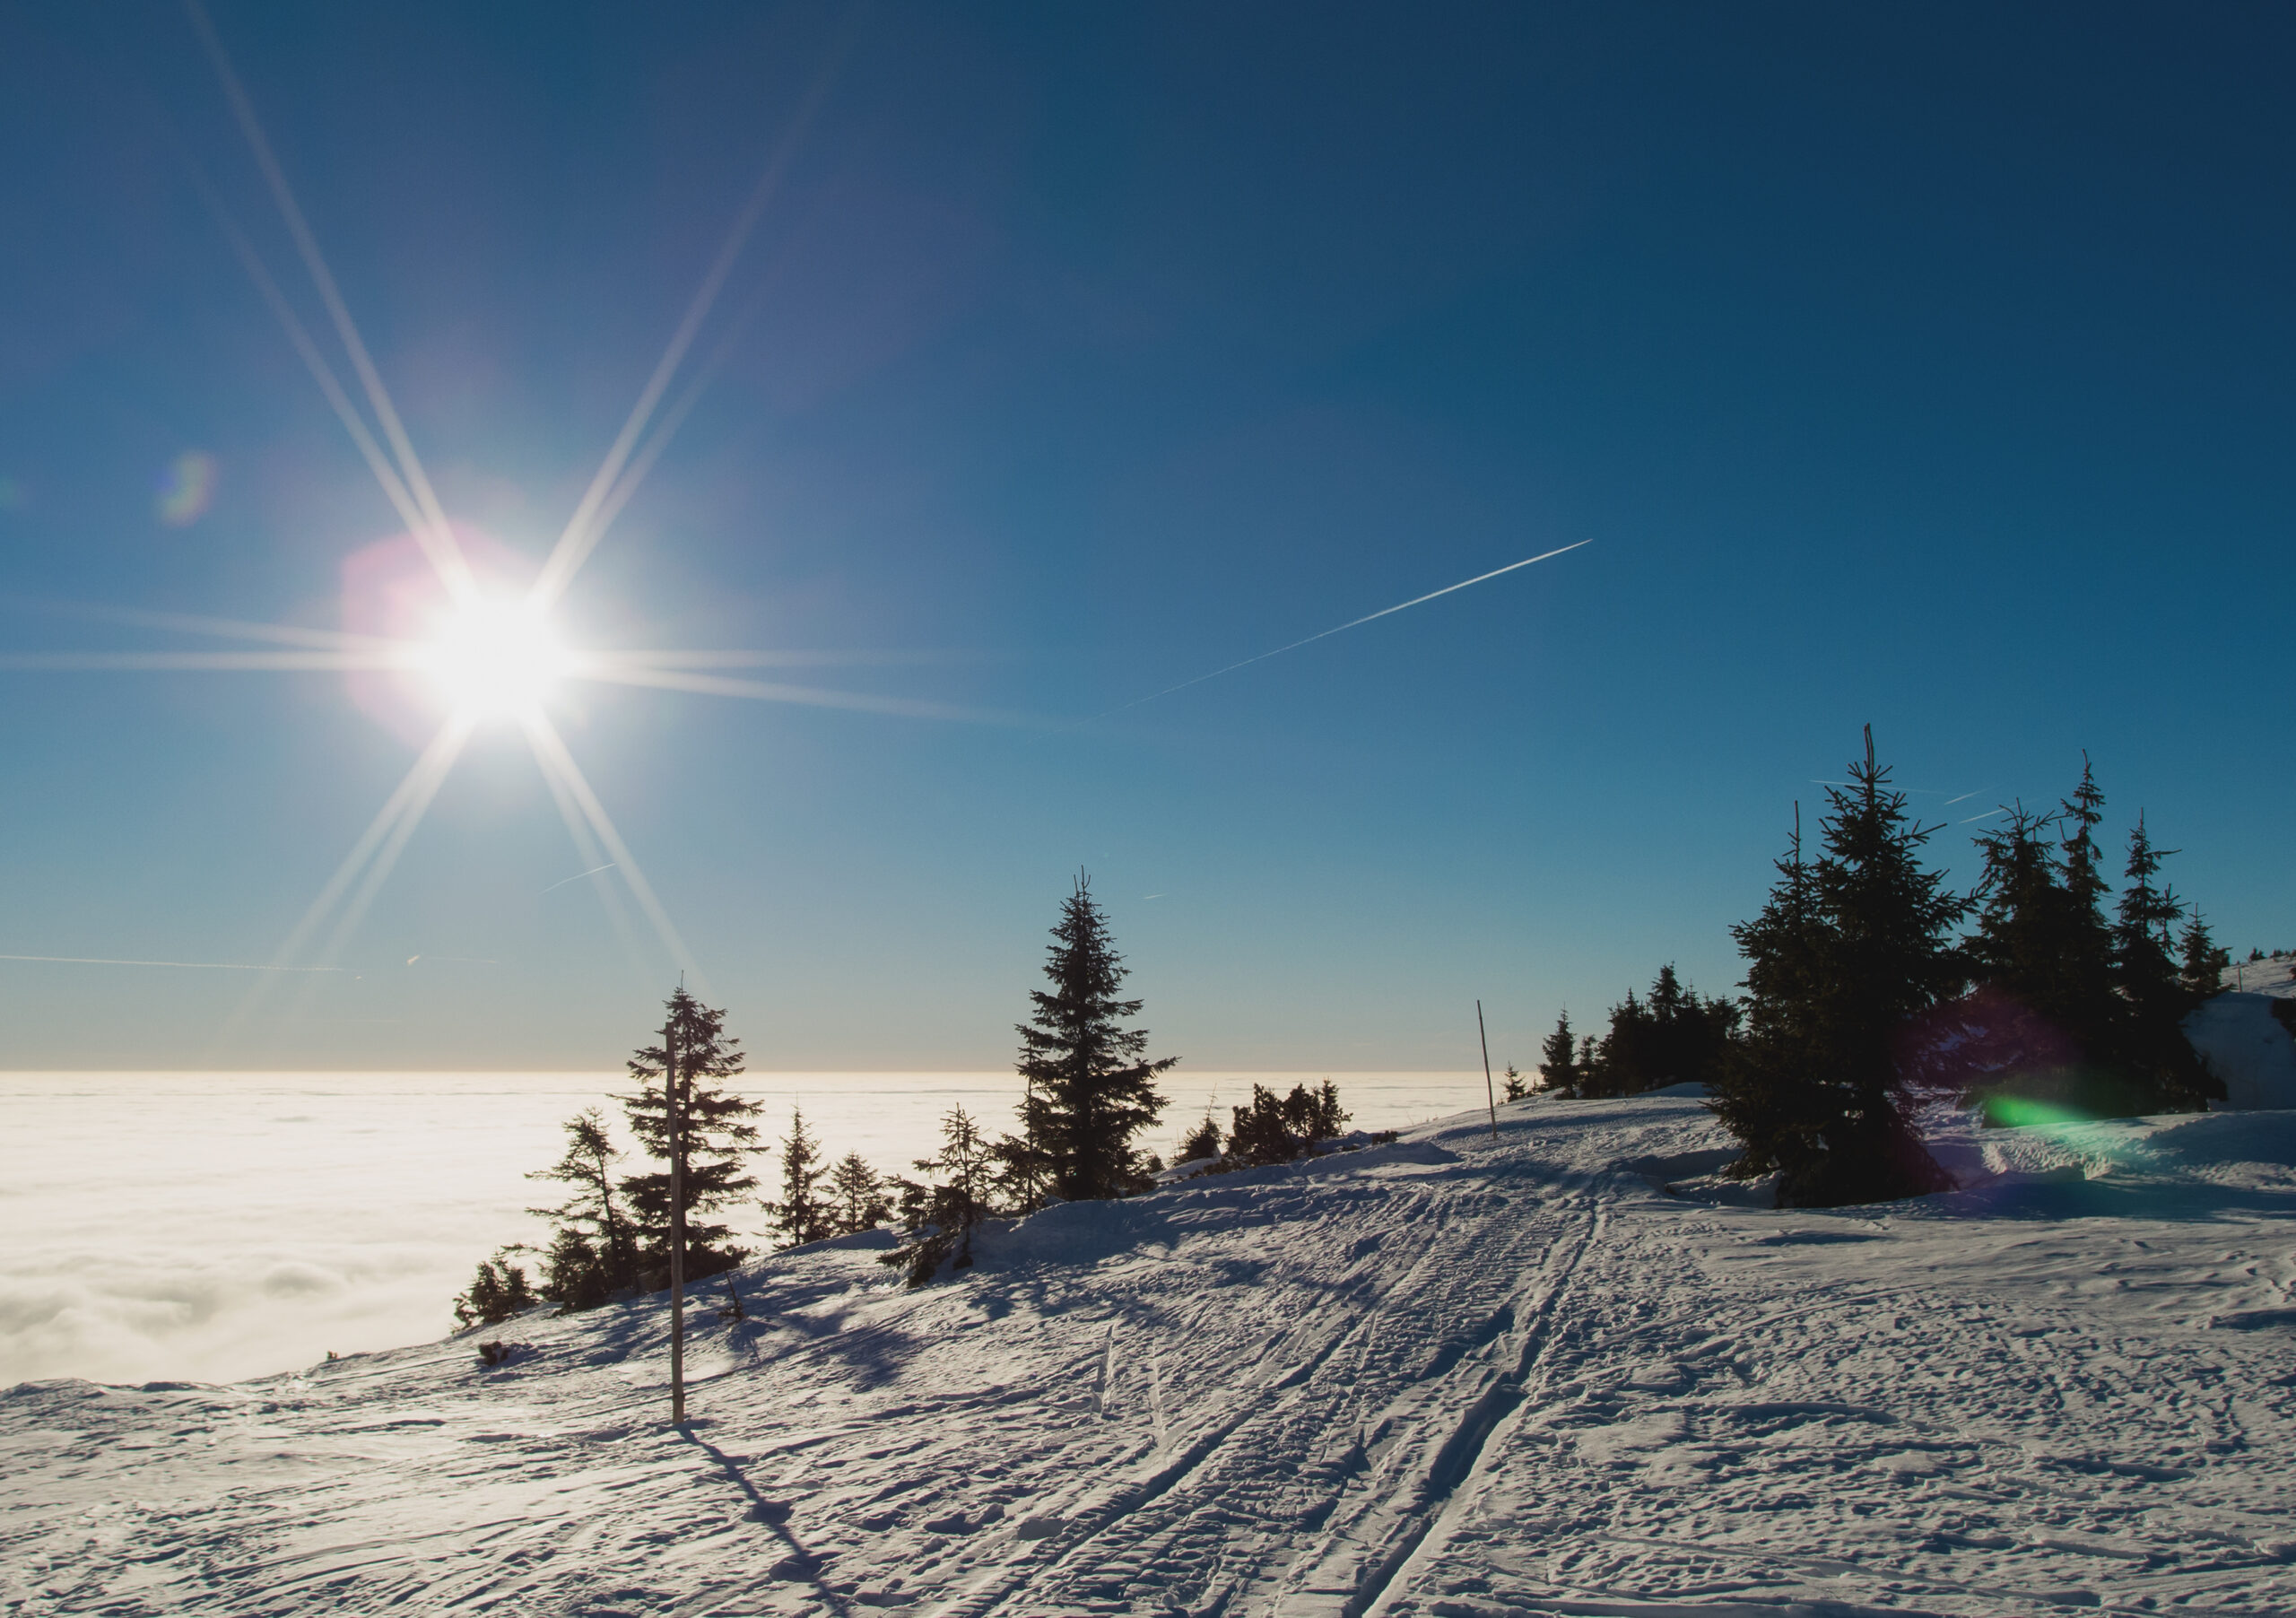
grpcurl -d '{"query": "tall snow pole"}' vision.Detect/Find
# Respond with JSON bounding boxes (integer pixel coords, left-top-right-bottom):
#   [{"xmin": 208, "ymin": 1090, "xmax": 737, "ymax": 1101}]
[
  {"xmin": 666, "ymin": 1011, "xmax": 686, "ymax": 1426},
  {"xmin": 1477, "ymin": 999, "xmax": 1498, "ymax": 1141}
]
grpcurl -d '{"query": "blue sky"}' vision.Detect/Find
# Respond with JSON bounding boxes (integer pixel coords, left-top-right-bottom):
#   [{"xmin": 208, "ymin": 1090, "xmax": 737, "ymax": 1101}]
[{"xmin": 1, "ymin": 3, "xmax": 2290, "ymax": 1071}]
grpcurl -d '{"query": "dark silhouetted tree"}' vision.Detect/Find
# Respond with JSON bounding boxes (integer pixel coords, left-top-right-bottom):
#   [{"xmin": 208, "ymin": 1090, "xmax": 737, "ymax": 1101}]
[
  {"xmin": 620, "ymin": 988, "xmax": 762, "ymax": 1283},
  {"xmin": 454, "ymin": 1250, "xmax": 535, "ymax": 1329},
  {"xmin": 1538, "ymin": 1012, "xmax": 1581, "ymax": 1096},
  {"xmin": 1015, "ymin": 874, "xmax": 1176, "ymax": 1202},
  {"xmin": 767, "ymin": 1107, "xmax": 834, "ymax": 1248},
  {"xmin": 1711, "ymin": 733, "xmax": 1969, "ymax": 1205},
  {"xmin": 828, "ymin": 1152, "xmax": 891, "ymax": 1235},
  {"xmin": 526, "ymin": 1109, "xmax": 638, "ymax": 1311},
  {"xmin": 1177, "ymin": 1110, "xmax": 1224, "ymax": 1164},
  {"xmin": 2179, "ymin": 906, "xmax": 2231, "ymax": 1003},
  {"xmin": 1501, "ymin": 1064, "xmax": 1529, "ymax": 1101},
  {"xmin": 2111, "ymin": 814, "xmax": 2220, "ymax": 1109},
  {"xmin": 1223, "ymin": 1080, "xmax": 1350, "ymax": 1166},
  {"xmin": 1584, "ymin": 966, "xmax": 1741, "ymax": 1097},
  {"xmin": 883, "ymin": 1104, "xmax": 996, "ymax": 1287}
]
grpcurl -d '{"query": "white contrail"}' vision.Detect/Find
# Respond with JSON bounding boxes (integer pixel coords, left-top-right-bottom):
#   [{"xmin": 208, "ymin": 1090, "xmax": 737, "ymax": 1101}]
[
  {"xmin": 0, "ymin": 953, "xmax": 345, "ymax": 972},
  {"xmin": 1113, "ymin": 540, "xmax": 1592, "ymax": 712},
  {"xmin": 539, "ymin": 864, "xmax": 616, "ymax": 896}
]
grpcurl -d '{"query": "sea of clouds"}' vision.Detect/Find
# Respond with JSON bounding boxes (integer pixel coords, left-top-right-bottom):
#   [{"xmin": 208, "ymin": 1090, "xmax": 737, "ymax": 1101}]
[{"xmin": 0, "ymin": 1070, "xmax": 1484, "ymax": 1387}]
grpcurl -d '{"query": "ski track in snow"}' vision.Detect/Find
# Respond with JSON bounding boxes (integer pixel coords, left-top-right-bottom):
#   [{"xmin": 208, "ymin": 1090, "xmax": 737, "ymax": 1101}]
[{"xmin": 7, "ymin": 1094, "xmax": 2296, "ymax": 1617}]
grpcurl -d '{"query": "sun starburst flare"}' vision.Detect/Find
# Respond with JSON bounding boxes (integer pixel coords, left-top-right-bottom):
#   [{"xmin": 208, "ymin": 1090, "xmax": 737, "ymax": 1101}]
[{"xmin": 2, "ymin": 6, "xmax": 998, "ymax": 1046}]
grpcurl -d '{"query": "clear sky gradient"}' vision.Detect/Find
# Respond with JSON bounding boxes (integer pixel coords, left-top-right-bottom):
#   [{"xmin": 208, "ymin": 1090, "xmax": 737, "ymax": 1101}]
[{"xmin": 1, "ymin": 3, "xmax": 2289, "ymax": 1071}]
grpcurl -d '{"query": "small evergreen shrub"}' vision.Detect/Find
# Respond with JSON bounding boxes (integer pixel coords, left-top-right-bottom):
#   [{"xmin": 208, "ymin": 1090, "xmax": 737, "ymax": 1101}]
[{"xmin": 454, "ymin": 1252, "xmax": 536, "ymax": 1329}]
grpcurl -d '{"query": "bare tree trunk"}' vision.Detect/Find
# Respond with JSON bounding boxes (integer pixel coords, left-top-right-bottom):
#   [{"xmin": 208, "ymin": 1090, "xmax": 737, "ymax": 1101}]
[{"xmin": 667, "ymin": 1018, "xmax": 686, "ymax": 1425}]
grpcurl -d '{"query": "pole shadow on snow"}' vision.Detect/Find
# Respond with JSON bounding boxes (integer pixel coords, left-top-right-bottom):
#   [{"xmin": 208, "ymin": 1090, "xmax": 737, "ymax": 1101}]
[{"xmin": 678, "ymin": 1426, "xmax": 855, "ymax": 1617}]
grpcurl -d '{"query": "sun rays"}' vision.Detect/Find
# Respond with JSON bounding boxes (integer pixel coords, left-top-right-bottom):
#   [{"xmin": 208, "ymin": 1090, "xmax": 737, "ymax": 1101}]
[{"xmin": 0, "ymin": 4, "xmax": 997, "ymax": 1043}]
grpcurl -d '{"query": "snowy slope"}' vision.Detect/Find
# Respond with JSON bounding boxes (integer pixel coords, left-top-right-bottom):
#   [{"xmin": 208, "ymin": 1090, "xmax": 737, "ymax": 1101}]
[{"xmin": 8, "ymin": 1092, "xmax": 2296, "ymax": 1617}]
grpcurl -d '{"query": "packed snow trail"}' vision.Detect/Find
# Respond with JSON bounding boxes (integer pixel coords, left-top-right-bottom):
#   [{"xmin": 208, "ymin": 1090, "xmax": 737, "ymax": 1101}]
[{"xmin": 7, "ymin": 1094, "xmax": 2296, "ymax": 1616}]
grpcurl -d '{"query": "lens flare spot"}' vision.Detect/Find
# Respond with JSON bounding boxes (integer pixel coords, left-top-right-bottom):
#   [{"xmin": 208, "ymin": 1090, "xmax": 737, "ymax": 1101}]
[
  {"xmin": 155, "ymin": 452, "xmax": 219, "ymax": 527},
  {"xmin": 420, "ymin": 598, "xmax": 572, "ymax": 720}
]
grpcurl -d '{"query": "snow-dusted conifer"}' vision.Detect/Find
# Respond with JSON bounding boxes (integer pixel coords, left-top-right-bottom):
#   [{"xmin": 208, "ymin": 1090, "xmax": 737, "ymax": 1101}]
[
  {"xmin": 620, "ymin": 988, "xmax": 763, "ymax": 1283},
  {"xmin": 1015, "ymin": 874, "xmax": 1176, "ymax": 1202}
]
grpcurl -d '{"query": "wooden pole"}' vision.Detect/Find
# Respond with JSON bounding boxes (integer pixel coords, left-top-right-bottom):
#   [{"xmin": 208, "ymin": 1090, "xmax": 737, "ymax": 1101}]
[
  {"xmin": 667, "ymin": 1013, "xmax": 686, "ymax": 1425},
  {"xmin": 1477, "ymin": 999, "xmax": 1497, "ymax": 1141}
]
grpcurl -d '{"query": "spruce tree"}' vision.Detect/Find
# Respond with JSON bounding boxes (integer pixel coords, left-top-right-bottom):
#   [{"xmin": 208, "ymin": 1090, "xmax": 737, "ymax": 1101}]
[
  {"xmin": 2109, "ymin": 815, "xmax": 2219, "ymax": 1111},
  {"xmin": 453, "ymin": 1250, "xmax": 536, "ymax": 1328},
  {"xmin": 2053, "ymin": 757, "xmax": 2127, "ymax": 1060},
  {"xmin": 1539, "ymin": 1010, "xmax": 1580, "ymax": 1096},
  {"xmin": 1967, "ymin": 803, "xmax": 2069, "ymax": 1012},
  {"xmin": 883, "ymin": 1104, "xmax": 996, "ymax": 1286},
  {"xmin": 2179, "ymin": 907, "xmax": 2231, "ymax": 1003},
  {"xmin": 526, "ymin": 1109, "xmax": 638, "ymax": 1310},
  {"xmin": 619, "ymin": 988, "xmax": 763, "ymax": 1283},
  {"xmin": 828, "ymin": 1152, "xmax": 891, "ymax": 1234},
  {"xmin": 1223, "ymin": 1080, "xmax": 1351, "ymax": 1166},
  {"xmin": 1177, "ymin": 1110, "xmax": 1224, "ymax": 1164},
  {"xmin": 1015, "ymin": 874, "xmax": 1176, "ymax": 1202},
  {"xmin": 1589, "ymin": 966, "xmax": 1742, "ymax": 1096},
  {"xmin": 767, "ymin": 1107, "xmax": 834, "ymax": 1248},
  {"xmin": 1712, "ymin": 735, "xmax": 1968, "ymax": 1205}
]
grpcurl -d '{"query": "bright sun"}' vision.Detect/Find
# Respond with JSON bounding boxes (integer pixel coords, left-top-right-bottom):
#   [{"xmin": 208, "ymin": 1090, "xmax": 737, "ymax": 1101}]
[{"xmin": 419, "ymin": 598, "xmax": 574, "ymax": 719}]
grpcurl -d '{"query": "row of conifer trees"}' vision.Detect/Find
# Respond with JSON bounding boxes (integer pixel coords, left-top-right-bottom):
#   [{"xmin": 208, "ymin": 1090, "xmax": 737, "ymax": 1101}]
[
  {"xmin": 1527, "ymin": 728, "xmax": 2234, "ymax": 1208},
  {"xmin": 458, "ymin": 874, "xmax": 1361, "ymax": 1325}
]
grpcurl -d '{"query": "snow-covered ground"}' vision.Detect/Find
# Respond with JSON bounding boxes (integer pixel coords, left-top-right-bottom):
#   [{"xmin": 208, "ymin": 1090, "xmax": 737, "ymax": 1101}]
[{"xmin": 9, "ymin": 1089, "xmax": 2296, "ymax": 1617}]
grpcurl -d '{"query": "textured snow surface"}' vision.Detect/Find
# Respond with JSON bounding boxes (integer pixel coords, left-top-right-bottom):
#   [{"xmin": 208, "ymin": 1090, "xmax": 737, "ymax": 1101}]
[{"xmin": 8, "ymin": 1092, "xmax": 2296, "ymax": 1617}]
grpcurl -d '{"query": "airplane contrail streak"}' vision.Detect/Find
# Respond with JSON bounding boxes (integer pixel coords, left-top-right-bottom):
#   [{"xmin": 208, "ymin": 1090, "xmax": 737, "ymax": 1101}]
[
  {"xmin": 539, "ymin": 864, "xmax": 616, "ymax": 895},
  {"xmin": 0, "ymin": 954, "xmax": 346, "ymax": 972},
  {"xmin": 1112, "ymin": 540, "xmax": 1592, "ymax": 712}
]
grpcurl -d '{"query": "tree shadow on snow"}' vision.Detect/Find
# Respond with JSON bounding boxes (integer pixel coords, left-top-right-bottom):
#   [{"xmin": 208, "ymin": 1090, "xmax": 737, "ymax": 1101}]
[{"xmin": 677, "ymin": 1426, "xmax": 855, "ymax": 1615}]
